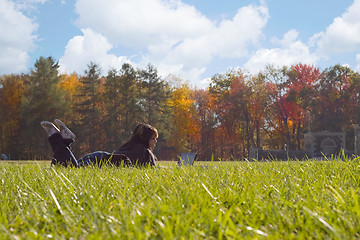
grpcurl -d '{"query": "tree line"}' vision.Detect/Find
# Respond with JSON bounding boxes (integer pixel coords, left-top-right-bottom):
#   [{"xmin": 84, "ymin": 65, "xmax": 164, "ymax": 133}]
[{"xmin": 1, "ymin": 56, "xmax": 360, "ymax": 160}]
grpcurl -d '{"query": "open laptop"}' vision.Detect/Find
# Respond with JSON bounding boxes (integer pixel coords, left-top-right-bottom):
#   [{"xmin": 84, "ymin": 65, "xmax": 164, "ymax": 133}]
[{"xmin": 177, "ymin": 152, "xmax": 197, "ymax": 167}]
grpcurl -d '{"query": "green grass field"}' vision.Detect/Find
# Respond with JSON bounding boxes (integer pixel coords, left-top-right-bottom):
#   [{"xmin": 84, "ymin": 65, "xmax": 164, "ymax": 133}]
[{"xmin": 1, "ymin": 157, "xmax": 360, "ymax": 239}]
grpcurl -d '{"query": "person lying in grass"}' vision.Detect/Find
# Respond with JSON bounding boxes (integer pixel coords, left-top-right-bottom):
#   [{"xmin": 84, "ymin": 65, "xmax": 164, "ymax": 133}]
[{"xmin": 41, "ymin": 119, "xmax": 158, "ymax": 168}]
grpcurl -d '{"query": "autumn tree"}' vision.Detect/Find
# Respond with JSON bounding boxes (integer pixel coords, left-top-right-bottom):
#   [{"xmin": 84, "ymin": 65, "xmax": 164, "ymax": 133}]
[
  {"xmin": 247, "ymin": 73, "xmax": 272, "ymax": 149},
  {"xmin": 209, "ymin": 69, "xmax": 253, "ymax": 159},
  {"xmin": 0, "ymin": 74, "xmax": 25, "ymax": 158},
  {"xmin": 348, "ymin": 70, "xmax": 360, "ymax": 125},
  {"xmin": 168, "ymin": 79, "xmax": 199, "ymax": 155},
  {"xmin": 285, "ymin": 64, "xmax": 321, "ymax": 149},
  {"xmin": 310, "ymin": 65, "xmax": 360, "ymax": 150},
  {"xmin": 209, "ymin": 71, "xmax": 235, "ymax": 159},
  {"xmin": 192, "ymin": 88, "xmax": 217, "ymax": 160},
  {"xmin": 57, "ymin": 73, "xmax": 82, "ymax": 126},
  {"xmin": 312, "ymin": 65, "xmax": 353, "ymax": 131},
  {"xmin": 262, "ymin": 65, "xmax": 296, "ymax": 149}
]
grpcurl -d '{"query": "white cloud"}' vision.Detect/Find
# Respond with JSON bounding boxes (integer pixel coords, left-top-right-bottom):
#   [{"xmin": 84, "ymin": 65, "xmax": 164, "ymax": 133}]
[
  {"xmin": 146, "ymin": 4, "xmax": 268, "ymax": 63},
  {"xmin": 244, "ymin": 29, "xmax": 319, "ymax": 74},
  {"xmin": 356, "ymin": 53, "xmax": 360, "ymax": 72},
  {"xmin": 74, "ymin": 0, "xmax": 214, "ymax": 48},
  {"xmin": 59, "ymin": 28, "xmax": 130, "ymax": 75},
  {"xmin": 315, "ymin": 0, "xmax": 360, "ymax": 55},
  {"xmin": 271, "ymin": 29, "xmax": 298, "ymax": 46},
  {"xmin": 157, "ymin": 61, "xmax": 207, "ymax": 85},
  {"xmin": 71, "ymin": 0, "xmax": 269, "ymax": 85},
  {"xmin": 214, "ymin": 4, "xmax": 268, "ymax": 58},
  {"xmin": 142, "ymin": 3, "xmax": 268, "ymax": 83},
  {"xmin": 0, "ymin": 0, "xmax": 38, "ymax": 74}
]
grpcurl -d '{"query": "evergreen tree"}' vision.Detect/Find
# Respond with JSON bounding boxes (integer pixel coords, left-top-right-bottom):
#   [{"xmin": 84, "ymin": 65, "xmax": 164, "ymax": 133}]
[
  {"xmin": 21, "ymin": 57, "xmax": 68, "ymax": 159},
  {"xmin": 104, "ymin": 63, "xmax": 141, "ymax": 150},
  {"xmin": 103, "ymin": 68, "xmax": 120, "ymax": 150},
  {"xmin": 74, "ymin": 62, "xmax": 103, "ymax": 153},
  {"xmin": 119, "ymin": 64, "xmax": 142, "ymax": 135},
  {"xmin": 138, "ymin": 64, "xmax": 172, "ymax": 154}
]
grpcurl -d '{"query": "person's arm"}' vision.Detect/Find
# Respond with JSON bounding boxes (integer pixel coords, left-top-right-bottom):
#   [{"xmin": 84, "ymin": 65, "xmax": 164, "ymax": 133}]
[
  {"xmin": 110, "ymin": 153, "xmax": 133, "ymax": 167},
  {"xmin": 147, "ymin": 149, "xmax": 157, "ymax": 167}
]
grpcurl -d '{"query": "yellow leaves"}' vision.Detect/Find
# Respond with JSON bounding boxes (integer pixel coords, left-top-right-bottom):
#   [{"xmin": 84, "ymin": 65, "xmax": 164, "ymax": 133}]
[
  {"xmin": 168, "ymin": 82, "xmax": 200, "ymax": 152},
  {"xmin": 287, "ymin": 119, "xmax": 294, "ymax": 128},
  {"xmin": 169, "ymin": 84, "xmax": 195, "ymax": 118},
  {"xmin": 58, "ymin": 73, "xmax": 82, "ymax": 95},
  {"xmin": 0, "ymin": 75, "xmax": 25, "ymax": 118},
  {"xmin": 0, "ymin": 75, "xmax": 25, "ymax": 147}
]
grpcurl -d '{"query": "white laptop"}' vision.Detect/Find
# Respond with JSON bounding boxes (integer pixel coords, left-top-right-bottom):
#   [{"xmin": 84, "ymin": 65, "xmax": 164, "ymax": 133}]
[{"xmin": 177, "ymin": 152, "xmax": 197, "ymax": 166}]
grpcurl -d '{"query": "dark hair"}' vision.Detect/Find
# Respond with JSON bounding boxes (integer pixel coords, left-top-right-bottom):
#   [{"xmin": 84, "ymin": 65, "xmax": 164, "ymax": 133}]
[{"xmin": 118, "ymin": 123, "xmax": 158, "ymax": 150}]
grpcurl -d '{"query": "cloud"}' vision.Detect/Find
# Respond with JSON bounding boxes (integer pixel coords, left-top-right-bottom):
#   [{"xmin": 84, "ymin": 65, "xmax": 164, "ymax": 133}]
[
  {"xmin": 314, "ymin": 0, "xmax": 360, "ymax": 55},
  {"xmin": 244, "ymin": 29, "xmax": 319, "ymax": 74},
  {"xmin": 356, "ymin": 53, "xmax": 360, "ymax": 72},
  {"xmin": 74, "ymin": 0, "xmax": 214, "ymax": 48},
  {"xmin": 145, "ymin": 4, "xmax": 268, "ymax": 63},
  {"xmin": 0, "ymin": 0, "xmax": 38, "ymax": 74},
  {"xmin": 70, "ymin": 0, "xmax": 269, "ymax": 84},
  {"xmin": 141, "ymin": 3, "xmax": 268, "ymax": 83},
  {"xmin": 59, "ymin": 28, "xmax": 130, "ymax": 75}
]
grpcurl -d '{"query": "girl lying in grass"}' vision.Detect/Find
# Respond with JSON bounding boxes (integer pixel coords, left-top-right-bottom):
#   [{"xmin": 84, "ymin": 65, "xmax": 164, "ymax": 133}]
[{"xmin": 41, "ymin": 119, "xmax": 158, "ymax": 168}]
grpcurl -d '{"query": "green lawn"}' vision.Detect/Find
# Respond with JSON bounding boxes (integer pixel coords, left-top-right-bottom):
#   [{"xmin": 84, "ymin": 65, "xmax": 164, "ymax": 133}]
[{"xmin": 1, "ymin": 158, "xmax": 360, "ymax": 239}]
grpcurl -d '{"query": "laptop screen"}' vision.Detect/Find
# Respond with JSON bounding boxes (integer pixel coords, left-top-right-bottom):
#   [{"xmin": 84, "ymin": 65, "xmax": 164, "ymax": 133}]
[{"xmin": 178, "ymin": 152, "xmax": 197, "ymax": 166}]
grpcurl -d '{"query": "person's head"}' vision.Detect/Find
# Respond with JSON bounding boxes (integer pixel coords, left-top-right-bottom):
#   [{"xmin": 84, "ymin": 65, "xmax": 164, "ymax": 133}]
[{"xmin": 130, "ymin": 123, "xmax": 158, "ymax": 149}]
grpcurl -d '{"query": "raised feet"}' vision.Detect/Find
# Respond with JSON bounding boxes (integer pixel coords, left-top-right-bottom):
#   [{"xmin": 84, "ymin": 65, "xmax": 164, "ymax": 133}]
[
  {"xmin": 54, "ymin": 119, "xmax": 76, "ymax": 140},
  {"xmin": 40, "ymin": 121, "xmax": 60, "ymax": 136}
]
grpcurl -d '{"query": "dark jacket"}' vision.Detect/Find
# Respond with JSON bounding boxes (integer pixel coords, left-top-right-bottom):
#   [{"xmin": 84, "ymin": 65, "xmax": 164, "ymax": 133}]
[{"xmin": 114, "ymin": 143, "xmax": 156, "ymax": 167}]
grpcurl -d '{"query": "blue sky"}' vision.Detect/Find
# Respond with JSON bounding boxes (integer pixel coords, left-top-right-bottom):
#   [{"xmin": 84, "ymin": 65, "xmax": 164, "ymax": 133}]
[{"xmin": 1, "ymin": 0, "xmax": 359, "ymax": 87}]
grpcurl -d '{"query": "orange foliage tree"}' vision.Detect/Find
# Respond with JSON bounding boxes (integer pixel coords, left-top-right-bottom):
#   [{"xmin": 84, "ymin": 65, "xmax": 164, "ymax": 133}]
[
  {"xmin": 192, "ymin": 89, "xmax": 217, "ymax": 160},
  {"xmin": 58, "ymin": 73, "xmax": 82, "ymax": 123},
  {"xmin": 209, "ymin": 70, "xmax": 263, "ymax": 159},
  {"xmin": 248, "ymin": 73, "xmax": 273, "ymax": 149},
  {"xmin": 286, "ymin": 64, "xmax": 321, "ymax": 149},
  {"xmin": 168, "ymin": 80, "xmax": 200, "ymax": 155},
  {"xmin": 312, "ymin": 65, "xmax": 360, "ymax": 134},
  {"xmin": 263, "ymin": 65, "xmax": 321, "ymax": 150},
  {"xmin": 0, "ymin": 74, "xmax": 25, "ymax": 157}
]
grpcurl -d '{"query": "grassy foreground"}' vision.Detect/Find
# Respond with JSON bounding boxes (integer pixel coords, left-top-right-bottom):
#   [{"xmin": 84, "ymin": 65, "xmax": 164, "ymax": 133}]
[{"xmin": 1, "ymin": 158, "xmax": 360, "ymax": 239}]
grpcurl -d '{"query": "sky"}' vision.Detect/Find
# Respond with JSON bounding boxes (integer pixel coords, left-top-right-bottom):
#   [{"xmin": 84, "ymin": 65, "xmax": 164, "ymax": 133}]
[{"xmin": 1, "ymin": 0, "xmax": 360, "ymax": 88}]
